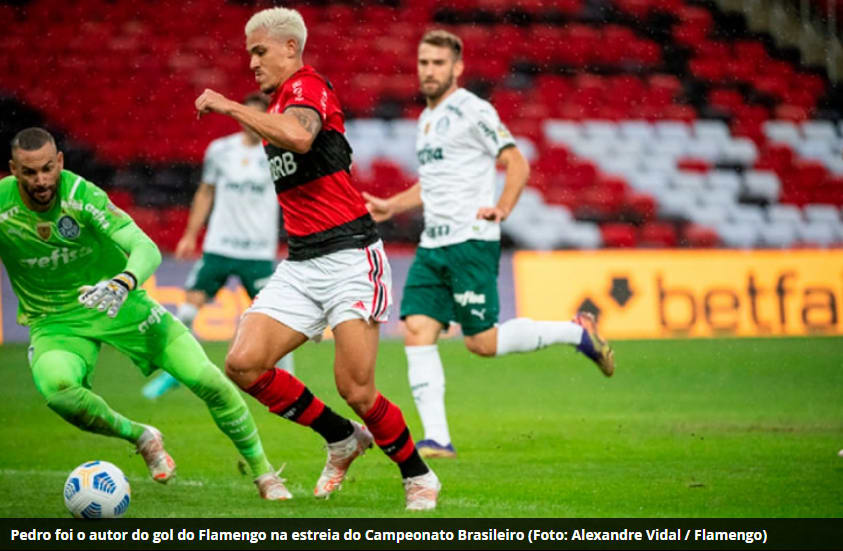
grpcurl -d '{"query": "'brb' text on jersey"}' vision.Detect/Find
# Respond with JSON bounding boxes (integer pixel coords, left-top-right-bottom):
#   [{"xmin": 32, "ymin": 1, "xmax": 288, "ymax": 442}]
[
  {"xmin": 416, "ymin": 88, "xmax": 517, "ymax": 248},
  {"xmin": 0, "ymin": 170, "xmax": 133, "ymax": 325},
  {"xmin": 264, "ymin": 66, "xmax": 379, "ymax": 260}
]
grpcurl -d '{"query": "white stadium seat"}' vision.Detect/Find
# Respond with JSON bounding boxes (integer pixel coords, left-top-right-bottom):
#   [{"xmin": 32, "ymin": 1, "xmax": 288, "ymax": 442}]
[
  {"xmin": 801, "ymin": 120, "xmax": 838, "ymax": 141},
  {"xmin": 728, "ymin": 204, "xmax": 766, "ymax": 225},
  {"xmin": 743, "ymin": 170, "xmax": 781, "ymax": 202},
  {"xmin": 582, "ymin": 120, "xmax": 619, "ymax": 140},
  {"xmin": 542, "ymin": 120, "xmax": 581, "ymax": 146},
  {"xmin": 803, "ymin": 203, "xmax": 841, "ymax": 223},
  {"xmin": 722, "ymin": 137, "xmax": 758, "ymax": 165},
  {"xmin": 718, "ymin": 222, "xmax": 760, "ymax": 248},
  {"xmin": 671, "ymin": 171, "xmax": 706, "ymax": 191},
  {"xmin": 757, "ymin": 223, "xmax": 797, "ymax": 248},
  {"xmin": 693, "ymin": 119, "xmax": 731, "ymax": 142},
  {"xmin": 763, "ymin": 120, "xmax": 801, "ymax": 147},
  {"xmin": 654, "ymin": 120, "xmax": 691, "ymax": 141},
  {"xmin": 706, "ymin": 170, "xmax": 742, "ymax": 196},
  {"xmin": 795, "ymin": 221, "xmax": 836, "ymax": 246},
  {"xmin": 658, "ymin": 190, "xmax": 696, "ymax": 218},
  {"xmin": 766, "ymin": 204, "xmax": 802, "ymax": 224},
  {"xmin": 619, "ymin": 120, "xmax": 656, "ymax": 142}
]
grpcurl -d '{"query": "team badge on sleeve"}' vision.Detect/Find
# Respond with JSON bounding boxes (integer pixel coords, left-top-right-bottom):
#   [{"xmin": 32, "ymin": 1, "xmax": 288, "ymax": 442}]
[
  {"xmin": 57, "ymin": 215, "xmax": 81, "ymax": 239},
  {"xmin": 36, "ymin": 222, "xmax": 52, "ymax": 240}
]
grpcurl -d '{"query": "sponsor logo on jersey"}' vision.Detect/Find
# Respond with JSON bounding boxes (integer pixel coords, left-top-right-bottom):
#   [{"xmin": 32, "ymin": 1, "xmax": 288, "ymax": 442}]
[
  {"xmin": 435, "ymin": 116, "xmax": 450, "ymax": 134},
  {"xmin": 21, "ymin": 246, "xmax": 95, "ymax": 269},
  {"xmin": 269, "ymin": 151, "xmax": 298, "ymax": 180},
  {"xmin": 84, "ymin": 204, "xmax": 110, "ymax": 230},
  {"xmin": 417, "ymin": 144, "xmax": 444, "ymax": 165},
  {"xmin": 0, "ymin": 206, "xmax": 20, "ymax": 224},
  {"xmin": 446, "ymin": 104, "xmax": 464, "ymax": 118},
  {"xmin": 36, "ymin": 222, "xmax": 52, "ymax": 240},
  {"xmin": 477, "ymin": 120, "xmax": 498, "ymax": 144},
  {"xmin": 453, "ymin": 290, "xmax": 486, "ymax": 306},
  {"xmin": 424, "ymin": 122, "xmax": 430, "ymax": 135},
  {"xmin": 138, "ymin": 305, "xmax": 168, "ymax": 334},
  {"xmin": 57, "ymin": 215, "xmax": 80, "ymax": 239},
  {"xmin": 470, "ymin": 308, "xmax": 486, "ymax": 320}
]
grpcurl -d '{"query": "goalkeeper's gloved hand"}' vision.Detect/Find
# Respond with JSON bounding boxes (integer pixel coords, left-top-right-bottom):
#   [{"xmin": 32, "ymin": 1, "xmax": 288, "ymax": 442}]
[{"xmin": 78, "ymin": 271, "xmax": 137, "ymax": 318}]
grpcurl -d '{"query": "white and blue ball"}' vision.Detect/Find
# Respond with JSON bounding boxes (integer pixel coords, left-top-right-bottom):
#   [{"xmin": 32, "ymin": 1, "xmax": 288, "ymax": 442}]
[{"xmin": 63, "ymin": 461, "xmax": 131, "ymax": 519}]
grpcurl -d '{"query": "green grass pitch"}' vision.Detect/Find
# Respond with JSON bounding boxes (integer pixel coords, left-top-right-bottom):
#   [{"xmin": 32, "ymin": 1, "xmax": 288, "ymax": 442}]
[{"xmin": 0, "ymin": 337, "xmax": 840, "ymax": 518}]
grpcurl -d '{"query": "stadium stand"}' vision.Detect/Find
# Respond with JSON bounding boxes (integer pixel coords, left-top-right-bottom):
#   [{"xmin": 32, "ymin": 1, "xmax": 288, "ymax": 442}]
[{"xmin": 0, "ymin": 0, "xmax": 841, "ymax": 250}]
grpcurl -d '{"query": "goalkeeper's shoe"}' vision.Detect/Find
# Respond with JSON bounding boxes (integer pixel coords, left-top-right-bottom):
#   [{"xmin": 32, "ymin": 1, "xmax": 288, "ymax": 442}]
[
  {"xmin": 136, "ymin": 426, "xmax": 176, "ymax": 483},
  {"xmin": 142, "ymin": 372, "xmax": 181, "ymax": 400},
  {"xmin": 255, "ymin": 468, "xmax": 292, "ymax": 501},
  {"xmin": 416, "ymin": 439, "xmax": 457, "ymax": 459},
  {"xmin": 403, "ymin": 469, "xmax": 441, "ymax": 511},
  {"xmin": 572, "ymin": 311, "xmax": 615, "ymax": 377},
  {"xmin": 313, "ymin": 421, "xmax": 373, "ymax": 498}
]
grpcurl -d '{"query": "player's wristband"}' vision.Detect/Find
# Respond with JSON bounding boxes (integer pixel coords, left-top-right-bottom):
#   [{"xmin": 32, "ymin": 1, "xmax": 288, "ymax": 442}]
[{"xmin": 113, "ymin": 271, "xmax": 137, "ymax": 291}]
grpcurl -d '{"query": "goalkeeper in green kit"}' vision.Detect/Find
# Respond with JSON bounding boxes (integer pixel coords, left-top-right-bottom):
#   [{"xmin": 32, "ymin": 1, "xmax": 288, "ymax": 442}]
[{"xmin": 0, "ymin": 128, "xmax": 291, "ymax": 500}]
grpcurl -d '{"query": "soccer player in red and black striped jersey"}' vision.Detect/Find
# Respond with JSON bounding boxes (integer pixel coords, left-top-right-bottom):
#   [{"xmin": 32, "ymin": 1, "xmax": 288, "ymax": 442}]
[{"xmin": 194, "ymin": 7, "xmax": 439, "ymax": 510}]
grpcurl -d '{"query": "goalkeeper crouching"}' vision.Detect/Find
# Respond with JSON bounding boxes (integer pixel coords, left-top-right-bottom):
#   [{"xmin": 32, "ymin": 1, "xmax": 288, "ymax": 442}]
[{"xmin": 0, "ymin": 128, "xmax": 290, "ymax": 500}]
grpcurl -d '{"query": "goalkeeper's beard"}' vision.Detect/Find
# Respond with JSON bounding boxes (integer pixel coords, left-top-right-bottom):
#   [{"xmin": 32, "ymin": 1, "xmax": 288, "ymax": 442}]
[{"xmin": 22, "ymin": 181, "xmax": 57, "ymax": 206}]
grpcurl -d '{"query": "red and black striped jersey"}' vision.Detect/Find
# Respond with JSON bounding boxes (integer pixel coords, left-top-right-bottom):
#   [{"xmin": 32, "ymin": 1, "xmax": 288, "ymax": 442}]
[{"xmin": 265, "ymin": 65, "xmax": 378, "ymax": 260}]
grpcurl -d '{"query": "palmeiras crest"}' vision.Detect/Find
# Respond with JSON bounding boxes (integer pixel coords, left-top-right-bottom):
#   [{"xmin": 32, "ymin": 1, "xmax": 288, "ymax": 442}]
[{"xmin": 57, "ymin": 215, "xmax": 80, "ymax": 239}]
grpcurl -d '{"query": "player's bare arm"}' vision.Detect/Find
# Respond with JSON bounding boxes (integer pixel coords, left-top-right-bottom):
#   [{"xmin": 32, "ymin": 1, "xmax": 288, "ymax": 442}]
[
  {"xmin": 285, "ymin": 106, "xmax": 322, "ymax": 138},
  {"xmin": 362, "ymin": 183, "xmax": 423, "ymax": 222},
  {"xmin": 476, "ymin": 146, "xmax": 529, "ymax": 222},
  {"xmin": 195, "ymin": 89, "xmax": 320, "ymax": 154},
  {"xmin": 176, "ymin": 182, "xmax": 214, "ymax": 259}
]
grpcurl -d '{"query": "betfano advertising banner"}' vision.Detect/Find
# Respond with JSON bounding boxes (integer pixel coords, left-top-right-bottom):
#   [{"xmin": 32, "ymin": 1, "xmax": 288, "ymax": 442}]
[{"xmin": 513, "ymin": 249, "xmax": 843, "ymax": 339}]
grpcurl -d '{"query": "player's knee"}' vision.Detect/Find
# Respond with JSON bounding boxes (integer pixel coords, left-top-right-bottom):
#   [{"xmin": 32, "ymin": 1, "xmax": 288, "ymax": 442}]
[
  {"xmin": 224, "ymin": 349, "xmax": 264, "ymax": 389},
  {"xmin": 32, "ymin": 353, "xmax": 84, "ymax": 398},
  {"xmin": 337, "ymin": 384, "xmax": 376, "ymax": 417},
  {"xmin": 464, "ymin": 334, "xmax": 496, "ymax": 357},
  {"xmin": 45, "ymin": 387, "xmax": 87, "ymax": 423},
  {"xmin": 403, "ymin": 316, "xmax": 440, "ymax": 345}
]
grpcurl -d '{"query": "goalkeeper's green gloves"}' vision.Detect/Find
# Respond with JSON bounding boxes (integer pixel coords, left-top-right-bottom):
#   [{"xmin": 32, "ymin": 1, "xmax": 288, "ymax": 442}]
[{"xmin": 78, "ymin": 271, "xmax": 137, "ymax": 318}]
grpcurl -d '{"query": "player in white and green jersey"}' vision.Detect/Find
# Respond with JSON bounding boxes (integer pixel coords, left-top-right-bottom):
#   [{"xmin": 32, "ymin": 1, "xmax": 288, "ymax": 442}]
[
  {"xmin": 142, "ymin": 93, "xmax": 294, "ymax": 399},
  {"xmin": 0, "ymin": 127, "xmax": 290, "ymax": 500},
  {"xmin": 363, "ymin": 30, "xmax": 615, "ymax": 458}
]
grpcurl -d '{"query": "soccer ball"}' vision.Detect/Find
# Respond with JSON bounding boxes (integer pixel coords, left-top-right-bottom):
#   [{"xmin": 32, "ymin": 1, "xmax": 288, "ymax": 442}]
[{"xmin": 63, "ymin": 461, "xmax": 131, "ymax": 519}]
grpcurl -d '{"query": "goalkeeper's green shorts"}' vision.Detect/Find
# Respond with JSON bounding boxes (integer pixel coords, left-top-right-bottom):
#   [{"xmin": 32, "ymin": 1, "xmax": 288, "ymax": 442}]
[{"xmin": 27, "ymin": 289, "xmax": 188, "ymax": 378}]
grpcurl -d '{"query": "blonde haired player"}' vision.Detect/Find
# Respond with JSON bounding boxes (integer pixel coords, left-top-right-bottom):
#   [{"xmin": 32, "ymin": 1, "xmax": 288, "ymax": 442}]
[{"xmin": 193, "ymin": 7, "xmax": 439, "ymax": 510}]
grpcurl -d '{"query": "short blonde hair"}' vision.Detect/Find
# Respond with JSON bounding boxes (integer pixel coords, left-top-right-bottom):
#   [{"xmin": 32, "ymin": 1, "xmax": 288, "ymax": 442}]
[
  {"xmin": 245, "ymin": 7, "xmax": 307, "ymax": 53},
  {"xmin": 420, "ymin": 29, "xmax": 463, "ymax": 60}
]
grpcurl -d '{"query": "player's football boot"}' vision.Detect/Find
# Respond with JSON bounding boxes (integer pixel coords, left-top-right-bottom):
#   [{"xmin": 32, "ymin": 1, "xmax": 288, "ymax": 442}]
[
  {"xmin": 136, "ymin": 426, "xmax": 176, "ymax": 483},
  {"xmin": 403, "ymin": 469, "xmax": 441, "ymax": 511},
  {"xmin": 416, "ymin": 439, "xmax": 457, "ymax": 459},
  {"xmin": 313, "ymin": 421, "xmax": 373, "ymax": 498},
  {"xmin": 572, "ymin": 311, "xmax": 615, "ymax": 377},
  {"xmin": 141, "ymin": 372, "xmax": 180, "ymax": 400},
  {"xmin": 255, "ymin": 468, "xmax": 293, "ymax": 501}
]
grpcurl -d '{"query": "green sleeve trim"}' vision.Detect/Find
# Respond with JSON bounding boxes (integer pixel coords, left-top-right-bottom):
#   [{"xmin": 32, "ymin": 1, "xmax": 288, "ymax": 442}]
[{"xmin": 110, "ymin": 223, "xmax": 162, "ymax": 286}]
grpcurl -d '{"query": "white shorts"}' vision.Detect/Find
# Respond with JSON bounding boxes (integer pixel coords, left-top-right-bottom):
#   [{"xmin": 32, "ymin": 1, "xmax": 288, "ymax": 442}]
[{"xmin": 246, "ymin": 240, "xmax": 392, "ymax": 340}]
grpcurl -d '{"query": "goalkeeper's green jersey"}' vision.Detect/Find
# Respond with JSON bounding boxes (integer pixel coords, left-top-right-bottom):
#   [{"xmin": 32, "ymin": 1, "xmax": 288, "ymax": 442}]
[{"xmin": 0, "ymin": 170, "xmax": 133, "ymax": 325}]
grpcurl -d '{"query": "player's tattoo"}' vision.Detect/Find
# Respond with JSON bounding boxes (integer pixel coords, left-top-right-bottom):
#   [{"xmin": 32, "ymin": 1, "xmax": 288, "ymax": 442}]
[{"xmin": 286, "ymin": 107, "xmax": 322, "ymax": 137}]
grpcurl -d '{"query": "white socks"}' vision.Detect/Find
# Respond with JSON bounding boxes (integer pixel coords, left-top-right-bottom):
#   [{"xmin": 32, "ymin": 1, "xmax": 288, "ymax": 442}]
[
  {"xmin": 406, "ymin": 345, "xmax": 451, "ymax": 446},
  {"xmin": 176, "ymin": 303, "xmax": 199, "ymax": 330},
  {"xmin": 495, "ymin": 318, "xmax": 583, "ymax": 356}
]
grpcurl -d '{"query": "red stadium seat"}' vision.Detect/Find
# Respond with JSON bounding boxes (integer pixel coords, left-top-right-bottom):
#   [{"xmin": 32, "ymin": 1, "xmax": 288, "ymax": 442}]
[{"xmin": 600, "ymin": 223, "xmax": 637, "ymax": 248}]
